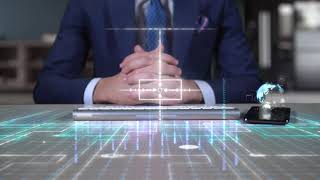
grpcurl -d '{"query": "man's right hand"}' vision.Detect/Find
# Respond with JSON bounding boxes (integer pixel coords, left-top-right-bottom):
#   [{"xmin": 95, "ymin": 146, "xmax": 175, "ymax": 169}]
[{"xmin": 93, "ymin": 73, "xmax": 141, "ymax": 105}]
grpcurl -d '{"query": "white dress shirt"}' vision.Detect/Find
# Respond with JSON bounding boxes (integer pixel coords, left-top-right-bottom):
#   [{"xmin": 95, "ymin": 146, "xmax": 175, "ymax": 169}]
[{"xmin": 84, "ymin": 0, "xmax": 216, "ymax": 105}]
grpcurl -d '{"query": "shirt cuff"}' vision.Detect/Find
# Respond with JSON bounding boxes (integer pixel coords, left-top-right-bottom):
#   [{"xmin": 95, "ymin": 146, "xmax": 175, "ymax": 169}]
[
  {"xmin": 194, "ymin": 80, "xmax": 216, "ymax": 106},
  {"xmin": 83, "ymin": 78, "xmax": 102, "ymax": 105}
]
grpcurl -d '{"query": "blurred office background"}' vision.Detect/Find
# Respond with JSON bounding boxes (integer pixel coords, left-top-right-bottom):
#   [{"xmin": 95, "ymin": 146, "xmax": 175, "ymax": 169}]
[{"xmin": 1, "ymin": 0, "xmax": 320, "ymax": 104}]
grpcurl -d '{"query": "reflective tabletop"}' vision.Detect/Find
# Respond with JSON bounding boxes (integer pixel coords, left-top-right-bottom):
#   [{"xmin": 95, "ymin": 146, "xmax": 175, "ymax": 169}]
[{"xmin": 0, "ymin": 104, "xmax": 320, "ymax": 180}]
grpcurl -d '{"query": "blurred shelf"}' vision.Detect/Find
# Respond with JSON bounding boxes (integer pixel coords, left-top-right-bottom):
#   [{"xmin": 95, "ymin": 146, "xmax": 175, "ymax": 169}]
[
  {"xmin": 0, "ymin": 40, "xmax": 52, "ymax": 47},
  {"xmin": 0, "ymin": 40, "xmax": 53, "ymax": 91},
  {"xmin": 0, "ymin": 40, "xmax": 93, "ymax": 92},
  {"xmin": 0, "ymin": 82, "xmax": 34, "ymax": 91},
  {"xmin": 0, "ymin": 60, "xmax": 17, "ymax": 68},
  {"xmin": 28, "ymin": 60, "xmax": 43, "ymax": 69}
]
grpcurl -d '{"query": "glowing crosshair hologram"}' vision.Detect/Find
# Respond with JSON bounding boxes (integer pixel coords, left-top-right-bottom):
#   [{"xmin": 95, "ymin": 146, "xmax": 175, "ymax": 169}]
[{"xmin": 105, "ymin": 28, "xmax": 216, "ymax": 120}]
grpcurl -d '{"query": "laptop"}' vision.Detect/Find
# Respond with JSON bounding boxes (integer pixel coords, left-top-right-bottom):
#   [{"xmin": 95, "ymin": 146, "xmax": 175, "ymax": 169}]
[{"xmin": 73, "ymin": 105, "xmax": 240, "ymax": 121}]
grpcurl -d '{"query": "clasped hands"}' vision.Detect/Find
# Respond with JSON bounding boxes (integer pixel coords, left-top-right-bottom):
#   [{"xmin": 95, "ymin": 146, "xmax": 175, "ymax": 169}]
[{"xmin": 93, "ymin": 45, "xmax": 203, "ymax": 105}]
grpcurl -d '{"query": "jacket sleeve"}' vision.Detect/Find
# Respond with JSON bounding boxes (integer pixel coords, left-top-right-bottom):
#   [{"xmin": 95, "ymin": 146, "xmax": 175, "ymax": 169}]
[
  {"xmin": 33, "ymin": 0, "xmax": 92, "ymax": 104},
  {"xmin": 206, "ymin": 0, "xmax": 262, "ymax": 103}
]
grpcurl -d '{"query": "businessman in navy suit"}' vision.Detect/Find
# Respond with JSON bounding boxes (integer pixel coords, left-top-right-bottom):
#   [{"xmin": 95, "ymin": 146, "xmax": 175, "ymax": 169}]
[{"xmin": 34, "ymin": 0, "xmax": 261, "ymax": 105}]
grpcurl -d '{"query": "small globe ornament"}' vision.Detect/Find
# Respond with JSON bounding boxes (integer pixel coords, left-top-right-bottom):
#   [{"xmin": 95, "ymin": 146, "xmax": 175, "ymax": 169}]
[{"xmin": 257, "ymin": 83, "xmax": 285, "ymax": 110}]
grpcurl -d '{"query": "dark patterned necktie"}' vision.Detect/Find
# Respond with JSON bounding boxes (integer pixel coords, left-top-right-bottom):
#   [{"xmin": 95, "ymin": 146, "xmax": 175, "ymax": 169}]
[{"xmin": 144, "ymin": 0, "xmax": 168, "ymax": 51}]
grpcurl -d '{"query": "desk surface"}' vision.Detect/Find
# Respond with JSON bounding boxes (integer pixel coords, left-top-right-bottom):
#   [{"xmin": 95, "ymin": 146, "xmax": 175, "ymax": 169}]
[{"xmin": 0, "ymin": 104, "xmax": 320, "ymax": 180}]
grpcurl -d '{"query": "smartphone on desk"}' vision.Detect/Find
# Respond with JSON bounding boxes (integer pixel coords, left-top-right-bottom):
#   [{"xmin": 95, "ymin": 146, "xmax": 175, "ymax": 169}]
[{"xmin": 244, "ymin": 106, "xmax": 291, "ymax": 125}]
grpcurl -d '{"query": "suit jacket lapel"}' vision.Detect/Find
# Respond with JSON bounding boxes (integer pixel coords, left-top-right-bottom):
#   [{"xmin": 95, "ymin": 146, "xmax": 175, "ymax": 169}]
[
  {"xmin": 107, "ymin": 0, "xmax": 136, "ymax": 60},
  {"xmin": 172, "ymin": 0, "xmax": 199, "ymax": 66}
]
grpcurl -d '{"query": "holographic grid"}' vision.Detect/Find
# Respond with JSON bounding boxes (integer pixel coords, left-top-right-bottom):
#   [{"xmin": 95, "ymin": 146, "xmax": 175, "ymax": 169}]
[{"xmin": 1, "ymin": 105, "xmax": 320, "ymax": 179}]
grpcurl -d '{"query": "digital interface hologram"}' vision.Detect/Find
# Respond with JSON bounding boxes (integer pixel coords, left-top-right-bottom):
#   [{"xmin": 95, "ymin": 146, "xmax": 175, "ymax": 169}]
[
  {"xmin": 1, "ymin": 106, "xmax": 320, "ymax": 179},
  {"xmin": 2, "ymin": 28, "xmax": 320, "ymax": 179}
]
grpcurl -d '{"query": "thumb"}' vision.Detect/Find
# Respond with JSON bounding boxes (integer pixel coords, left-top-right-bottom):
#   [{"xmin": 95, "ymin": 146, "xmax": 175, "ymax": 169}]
[{"xmin": 134, "ymin": 45, "xmax": 145, "ymax": 53}]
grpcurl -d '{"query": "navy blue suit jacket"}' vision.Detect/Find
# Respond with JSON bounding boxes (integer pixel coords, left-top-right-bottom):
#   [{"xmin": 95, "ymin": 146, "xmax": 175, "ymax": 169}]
[{"xmin": 34, "ymin": 0, "xmax": 261, "ymax": 104}]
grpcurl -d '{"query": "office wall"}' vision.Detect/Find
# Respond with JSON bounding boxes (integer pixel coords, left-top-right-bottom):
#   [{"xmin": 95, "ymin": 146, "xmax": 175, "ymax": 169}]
[{"xmin": 0, "ymin": 0, "xmax": 68, "ymax": 40}]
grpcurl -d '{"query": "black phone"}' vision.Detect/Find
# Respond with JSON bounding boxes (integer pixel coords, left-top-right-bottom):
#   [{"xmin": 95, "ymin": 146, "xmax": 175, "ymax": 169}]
[{"xmin": 244, "ymin": 106, "xmax": 291, "ymax": 125}]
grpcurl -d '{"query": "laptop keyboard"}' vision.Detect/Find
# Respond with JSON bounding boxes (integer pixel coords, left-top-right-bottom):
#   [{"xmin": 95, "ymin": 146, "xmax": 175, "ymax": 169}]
[{"xmin": 77, "ymin": 105, "xmax": 236, "ymax": 111}]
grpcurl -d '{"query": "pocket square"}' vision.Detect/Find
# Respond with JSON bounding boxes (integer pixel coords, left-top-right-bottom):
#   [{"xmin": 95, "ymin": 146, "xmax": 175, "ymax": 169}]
[{"xmin": 196, "ymin": 15, "xmax": 209, "ymax": 33}]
